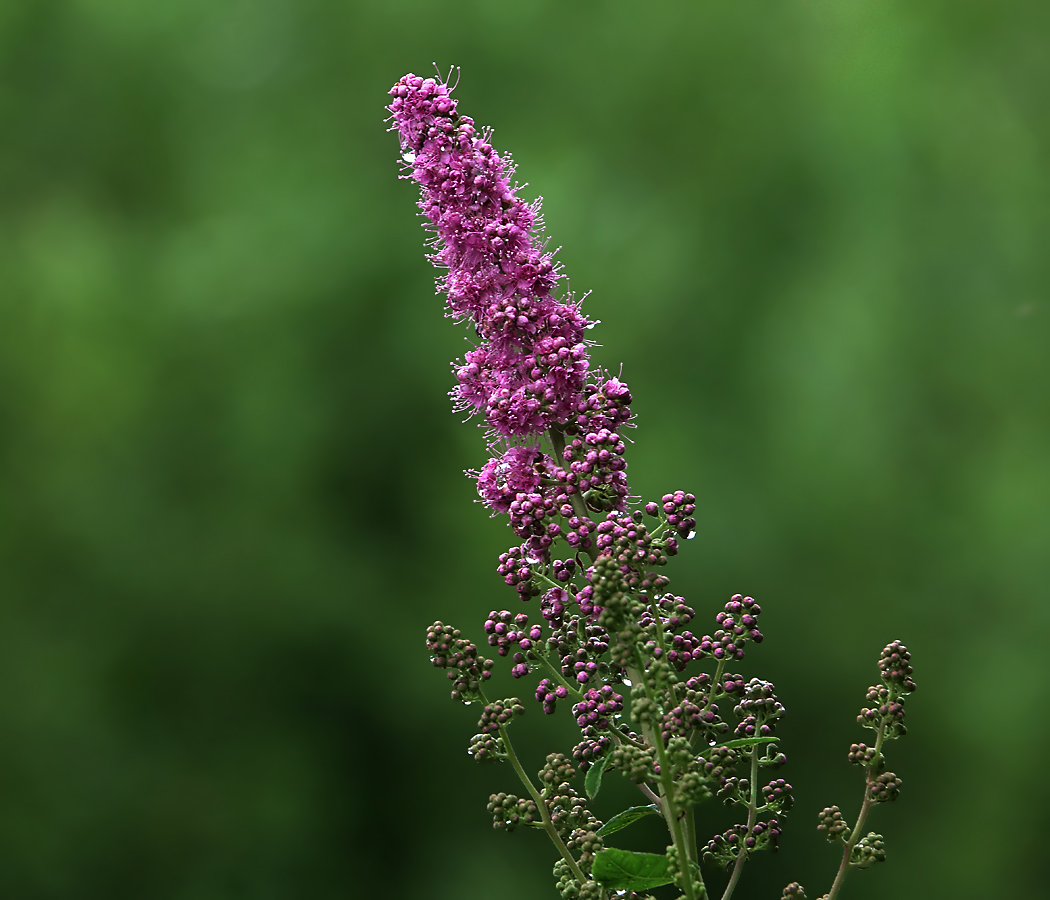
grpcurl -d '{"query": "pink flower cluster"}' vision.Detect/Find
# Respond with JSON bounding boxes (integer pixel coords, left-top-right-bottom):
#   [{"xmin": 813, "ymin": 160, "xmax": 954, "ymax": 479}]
[
  {"xmin": 388, "ymin": 73, "xmax": 592, "ymax": 440},
  {"xmin": 390, "ymin": 71, "xmax": 635, "ymax": 600}
]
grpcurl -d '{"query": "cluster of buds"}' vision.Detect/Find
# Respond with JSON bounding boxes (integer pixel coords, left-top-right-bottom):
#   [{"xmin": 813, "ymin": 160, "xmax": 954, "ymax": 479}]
[
  {"xmin": 699, "ymin": 594, "xmax": 763, "ymax": 662},
  {"xmin": 572, "ymin": 686, "xmax": 624, "ymax": 730},
  {"xmin": 850, "ymin": 833, "xmax": 887, "ymax": 868},
  {"xmin": 536, "ymin": 678, "xmax": 570, "ymax": 714},
  {"xmin": 477, "ymin": 698, "xmax": 525, "ymax": 734},
  {"xmin": 847, "ymin": 743, "xmax": 878, "ymax": 767},
  {"xmin": 487, "ymin": 792, "xmax": 538, "ymax": 831},
  {"xmin": 646, "ymin": 490, "xmax": 697, "ymax": 537},
  {"xmin": 859, "ymin": 640, "xmax": 916, "ymax": 739},
  {"xmin": 484, "ymin": 610, "xmax": 540, "ymax": 655},
  {"xmin": 425, "ymin": 621, "xmax": 494, "ymax": 702},
  {"xmin": 538, "ymin": 752, "xmax": 577, "ymax": 790},
  {"xmin": 468, "ymin": 732, "xmax": 506, "ymax": 762},
  {"xmin": 762, "ymin": 778, "xmax": 794, "ymax": 813},
  {"xmin": 733, "ymin": 678, "xmax": 785, "ymax": 738},
  {"xmin": 607, "ymin": 741, "xmax": 657, "ymax": 784},
  {"xmin": 702, "ymin": 819, "xmax": 783, "ymax": 868},
  {"xmin": 818, "ymin": 806, "xmax": 849, "ymax": 842},
  {"xmin": 867, "ymin": 771, "xmax": 903, "ymax": 804},
  {"xmin": 570, "ymin": 733, "xmax": 611, "ymax": 771}
]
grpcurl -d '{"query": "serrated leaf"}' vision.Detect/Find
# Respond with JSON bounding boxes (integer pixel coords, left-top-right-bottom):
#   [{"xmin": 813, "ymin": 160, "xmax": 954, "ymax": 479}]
[
  {"xmin": 592, "ymin": 848, "xmax": 673, "ymax": 891},
  {"xmin": 716, "ymin": 736, "xmax": 779, "ymax": 749},
  {"xmin": 596, "ymin": 804, "xmax": 661, "ymax": 837},
  {"xmin": 585, "ymin": 752, "xmax": 611, "ymax": 799}
]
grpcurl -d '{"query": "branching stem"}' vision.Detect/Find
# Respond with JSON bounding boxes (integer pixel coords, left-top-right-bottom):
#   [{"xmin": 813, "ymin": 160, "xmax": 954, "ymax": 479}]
[
  {"xmin": 535, "ymin": 652, "xmax": 583, "ymax": 700},
  {"xmin": 704, "ymin": 659, "xmax": 727, "ymax": 713},
  {"xmin": 684, "ymin": 806, "xmax": 697, "ymax": 864},
  {"xmin": 646, "ymin": 602, "xmax": 702, "ymax": 867},
  {"xmin": 629, "ymin": 661, "xmax": 701, "ymax": 900},
  {"xmin": 608, "ymin": 727, "xmax": 662, "ymax": 809},
  {"xmin": 532, "ymin": 569, "xmax": 569, "ymax": 594},
  {"xmin": 639, "ymin": 781, "xmax": 663, "ymax": 809},
  {"xmin": 825, "ymin": 721, "xmax": 888, "ymax": 900},
  {"xmin": 720, "ymin": 744, "xmax": 759, "ymax": 900},
  {"xmin": 482, "ymin": 688, "xmax": 589, "ymax": 886}
]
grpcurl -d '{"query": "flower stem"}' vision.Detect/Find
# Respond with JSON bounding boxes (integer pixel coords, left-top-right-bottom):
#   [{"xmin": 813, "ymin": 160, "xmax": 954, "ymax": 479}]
[
  {"xmin": 704, "ymin": 660, "xmax": 727, "ymax": 713},
  {"xmin": 501, "ymin": 724, "xmax": 589, "ymax": 885},
  {"xmin": 825, "ymin": 722, "xmax": 888, "ymax": 900},
  {"xmin": 480, "ymin": 689, "xmax": 589, "ymax": 886},
  {"xmin": 608, "ymin": 727, "xmax": 663, "ymax": 809},
  {"xmin": 536, "ymin": 651, "xmax": 583, "ymax": 699},
  {"xmin": 639, "ymin": 781, "xmax": 663, "ymax": 809},
  {"xmin": 719, "ymin": 744, "xmax": 759, "ymax": 900},
  {"xmin": 629, "ymin": 662, "xmax": 701, "ymax": 900},
  {"xmin": 646, "ymin": 601, "xmax": 701, "ymax": 871},
  {"xmin": 685, "ymin": 806, "xmax": 697, "ymax": 864},
  {"xmin": 532, "ymin": 569, "xmax": 568, "ymax": 593}
]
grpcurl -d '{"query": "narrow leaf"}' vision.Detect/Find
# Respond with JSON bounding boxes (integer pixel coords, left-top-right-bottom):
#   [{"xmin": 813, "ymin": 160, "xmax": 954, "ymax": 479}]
[
  {"xmin": 592, "ymin": 848, "xmax": 673, "ymax": 891},
  {"xmin": 585, "ymin": 753, "xmax": 611, "ymax": 799},
  {"xmin": 596, "ymin": 805, "xmax": 660, "ymax": 837},
  {"xmin": 716, "ymin": 736, "xmax": 779, "ymax": 750}
]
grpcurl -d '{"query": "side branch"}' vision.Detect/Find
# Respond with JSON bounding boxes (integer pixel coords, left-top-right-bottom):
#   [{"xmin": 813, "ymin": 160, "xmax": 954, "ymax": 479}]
[{"xmin": 493, "ymin": 711, "xmax": 589, "ymax": 886}]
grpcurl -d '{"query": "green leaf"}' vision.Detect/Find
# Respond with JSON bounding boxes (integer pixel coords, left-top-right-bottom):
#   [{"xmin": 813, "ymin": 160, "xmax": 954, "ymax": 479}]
[
  {"xmin": 585, "ymin": 753, "xmax": 611, "ymax": 799},
  {"xmin": 716, "ymin": 736, "xmax": 779, "ymax": 749},
  {"xmin": 592, "ymin": 848, "xmax": 673, "ymax": 891},
  {"xmin": 596, "ymin": 804, "xmax": 661, "ymax": 837}
]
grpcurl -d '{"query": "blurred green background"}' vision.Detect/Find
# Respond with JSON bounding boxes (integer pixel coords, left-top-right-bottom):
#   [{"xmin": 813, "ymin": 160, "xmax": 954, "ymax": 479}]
[{"xmin": 1, "ymin": 1, "xmax": 1047, "ymax": 897}]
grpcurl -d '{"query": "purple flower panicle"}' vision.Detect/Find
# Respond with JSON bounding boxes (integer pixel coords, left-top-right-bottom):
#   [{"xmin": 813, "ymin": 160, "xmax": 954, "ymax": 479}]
[
  {"xmin": 388, "ymin": 73, "xmax": 594, "ymax": 441},
  {"xmin": 389, "ymin": 71, "xmax": 637, "ymax": 588}
]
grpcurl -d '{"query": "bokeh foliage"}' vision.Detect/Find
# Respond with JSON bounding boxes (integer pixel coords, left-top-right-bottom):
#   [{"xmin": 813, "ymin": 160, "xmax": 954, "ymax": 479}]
[{"xmin": 0, "ymin": 1, "xmax": 1047, "ymax": 898}]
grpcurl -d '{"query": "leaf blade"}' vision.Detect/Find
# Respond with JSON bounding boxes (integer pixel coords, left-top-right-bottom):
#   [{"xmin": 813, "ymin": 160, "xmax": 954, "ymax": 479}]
[
  {"xmin": 596, "ymin": 804, "xmax": 661, "ymax": 837},
  {"xmin": 592, "ymin": 848, "xmax": 673, "ymax": 891},
  {"xmin": 585, "ymin": 753, "xmax": 611, "ymax": 799}
]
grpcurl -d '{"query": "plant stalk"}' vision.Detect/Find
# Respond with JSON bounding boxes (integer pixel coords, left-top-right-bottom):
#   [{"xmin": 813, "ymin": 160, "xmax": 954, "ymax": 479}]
[
  {"xmin": 629, "ymin": 662, "xmax": 701, "ymax": 900},
  {"xmin": 719, "ymin": 744, "xmax": 759, "ymax": 900},
  {"xmin": 481, "ymin": 688, "xmax": 589, "ymax": 886},
  {"xmin": 825, "ymin": 721, "xmax": 889, "ymax": 900}
]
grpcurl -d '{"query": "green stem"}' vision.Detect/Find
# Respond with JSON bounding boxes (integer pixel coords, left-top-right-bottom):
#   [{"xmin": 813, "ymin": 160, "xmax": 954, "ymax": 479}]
[
  {"xmin": 703, "ymin": 659, "xmax": 727, "ymax": 713},
  {"xmin": 645, "ymin": 600, "xmax": 699, "ymax": 869},
  {"xmin": 612, "ymin": 724, "xmax": 647, "ymax": 749},
  {"xmin": 481, "ymin": 689, "xmax": 589, "ymax": 886},
  {"xmin": 825, "ymin": 721, "xmax": 889, "ymax": 900},
  {"xmin": 500, "ymin": 723, "xmax": 589, "ymax": 885},
  {"xmin": 639, "ymin": 781, "xmax": 663, "ymax": 809},
  {"xmin": 719, "ymin": 744, "xmax": 759, "ymax": 900},
  {"xmin": 629, "ymin": 662, "xmax": 700, "ymax": 900},
  {"xmin": 649, "ymin": 519, "xmax": 671, "ymax": 540},
  {"xmin": 535, "ymin": 652, "xmax": 583, "ymax": 699},
  {"xmin": 685, "ymin": 806, "xmax": 697, "ymax": 864},
  {"xmin": 608, "ymin": 727, "xmax": 662, "ymax": 808},
  {"xmin": 685, "ymin": 658, "xmax": 728, "ymax": 751},
  {"xmin": 532, "ymin": 568, "xmax": 568, "ymax": 593}
]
